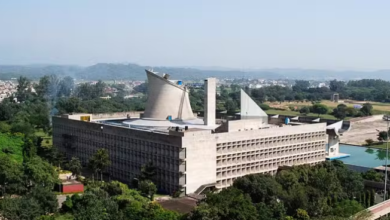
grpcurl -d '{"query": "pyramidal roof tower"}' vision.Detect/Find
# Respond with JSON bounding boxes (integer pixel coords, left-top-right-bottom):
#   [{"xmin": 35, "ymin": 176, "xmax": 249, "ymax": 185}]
[{"xmin": 240, "ymin": 89, "xmax": 268, "ymax": 120}]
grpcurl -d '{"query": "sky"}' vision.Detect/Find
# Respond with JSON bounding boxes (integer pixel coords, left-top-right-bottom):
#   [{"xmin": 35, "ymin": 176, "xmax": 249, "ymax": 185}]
[{"xmin": 1, "ymin": 0, "xmax": 390, "ymax": 70}]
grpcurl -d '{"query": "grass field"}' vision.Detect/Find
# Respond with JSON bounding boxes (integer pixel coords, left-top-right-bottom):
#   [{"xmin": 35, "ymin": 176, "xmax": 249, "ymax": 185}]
[
  {"xmin": 55, "ymin": 213, "xmax": 74, "ymax": 220},
  {"xmin": 35, "ymin": 129, "xmax": 53, "ymax": 147},
  {"xmin": 264, "ymin": 109, "xmax": 341, "ymax": 120},
  {"xmin": 367, "ymin": 142, "xmax": 390, "ymax": 150},
  {"xmin": 0, "ymin": 133, "xmax": 24, "ymax": 163},
  {"xmin": 266, "ymin": 100, "xmax": 390, "ymax": 116}
]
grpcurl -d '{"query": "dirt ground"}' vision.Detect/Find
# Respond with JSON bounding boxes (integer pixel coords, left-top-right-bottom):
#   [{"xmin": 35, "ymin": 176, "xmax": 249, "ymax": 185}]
[{"xmin": 340, "ymin": 115, "xmax": 388, "ymax": 145}]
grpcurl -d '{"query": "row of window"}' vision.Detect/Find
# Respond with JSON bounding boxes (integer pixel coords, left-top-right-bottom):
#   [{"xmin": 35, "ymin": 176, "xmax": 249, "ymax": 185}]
[
  {"xmin": 55, "ymin": 126, "xmax": 181, "ymax": 155},
  {"xmin": 216, "ymin": 156, "xmax": 324, "ymax": 179},
  {"xmin": 217, "ymin": 141, "xmax": 325, "ymax": 155},
  {"xmin": 216, "ymin": 131, "xmax": 326, "ymax": 146},
  {"xmin": 216, "ymin": 152, "xmax": 325, "ymax": 170},
  {"xmin": 216, "ymin": 161, "xmax": 323, "ymax": 188}
]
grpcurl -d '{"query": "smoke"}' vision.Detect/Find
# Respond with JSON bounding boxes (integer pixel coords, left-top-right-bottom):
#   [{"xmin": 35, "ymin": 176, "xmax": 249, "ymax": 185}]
[
  {"xmin": 47, "ymin": 75, "xmax": 60, "ymax": 125},
  {"xmin": 46, "ymin": 74, "xmax": 75, "ymax": 124}
]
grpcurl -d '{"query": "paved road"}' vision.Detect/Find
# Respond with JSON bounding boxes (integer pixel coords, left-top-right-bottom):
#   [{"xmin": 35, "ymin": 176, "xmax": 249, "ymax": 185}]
[{"xmin": 57, "ymin": 195, "xmax": 68, "ymax": 208}]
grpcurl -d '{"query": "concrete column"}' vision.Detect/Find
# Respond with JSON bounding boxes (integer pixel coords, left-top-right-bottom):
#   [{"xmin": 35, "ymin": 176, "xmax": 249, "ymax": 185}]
[
  {"xmin": 328, "ymin": 134, "xmax": 340, "ymax": 157},
  {"xmin": 204, "ymin": 78, "xmax": 216, "ymax": 126}
]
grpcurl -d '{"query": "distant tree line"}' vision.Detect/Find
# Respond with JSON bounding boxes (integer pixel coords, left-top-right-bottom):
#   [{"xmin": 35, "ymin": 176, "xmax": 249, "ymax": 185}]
[{"xmin": 248, "ymin": 79, "xmax": 390, "ymax": 103}]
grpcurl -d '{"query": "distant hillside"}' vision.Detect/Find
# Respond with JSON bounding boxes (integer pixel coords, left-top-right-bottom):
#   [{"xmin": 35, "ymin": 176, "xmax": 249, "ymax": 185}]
[
  {"xmin": 1, "ymin": 63, "xmax": 390, "ymax": 81},
  {"xmin": 0, "ymin": 65, "xmax": 82, "ymax": 80}
]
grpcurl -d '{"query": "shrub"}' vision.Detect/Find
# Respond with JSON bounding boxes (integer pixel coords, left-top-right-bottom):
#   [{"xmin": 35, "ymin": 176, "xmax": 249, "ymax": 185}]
[
  {"xmin": 365, "ymin": 139, "xmax": 374, "ymax": 146},
  {"xmin": 299, "ymin": 106, "xmax": 310, "ymax": 115},
  {"xmin": 259, "ymin": 103, "xmax": 270, "ymax": 110}
]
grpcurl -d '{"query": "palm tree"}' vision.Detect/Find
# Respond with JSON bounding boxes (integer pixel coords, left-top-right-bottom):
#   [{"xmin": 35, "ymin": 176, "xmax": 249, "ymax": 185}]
[{"xmin": 89, "ymin": 148, "xmax": 111, "ymax": 181}]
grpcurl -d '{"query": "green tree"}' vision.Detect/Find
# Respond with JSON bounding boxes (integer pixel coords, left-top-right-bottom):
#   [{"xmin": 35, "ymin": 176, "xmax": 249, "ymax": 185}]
[
  {"xmin": 187, "ymin": 203, "xmax": 220, "ymax": 220},
  {"xmin": 378, "ymin": 130, "xmax": 388, "ymax": 142},
  {"xmin": 332, "ymin": 200, "xmax": 364, "ymax": 217},
  {"xmin": 224, "ymin": 99, "xmax": 238, "ymax": 114},
  {"xmin": 276, "ymin": 170, "xmax": 299, "ymax": 190},
  {"xmin": 296, "ymin": 209, "xmax": 310, "ymax": 220},
  {"xmin": 333, "ymin": 104, "xmax": 347, "ymax": 120},
  {"xmin": 365, "ymin": 139, "xmax": 374, "ymax": 146},
  {"xmin": 345, "ymin": 107, "xmax": 358, "ymax": 117},
  {"xmin": 132, "ymin": 82, "xmax": 148, "ymax": 94},
  {"xmin": 22, "ymin": 138, "xmax": 37, "ymax": 161},
  {"xmin": 360, "ymin": 103, "xmax": 373, "ymax": 116},
  {"xmin": 299, "ymin": 106, "xmax": 310, "ymax": 115},
  {"xmin": 255, "ymin": 202, "xmax": 276, "ymax": 220},
  {"xmin": 103, "ymin": 181, "xmax": 123, "ymax": 197},
  {"xmin": 16, "ymin": 76, "xmax": 32, "ymax": 102},
  {"xmin": 35, "ymin": 75, "xmax": 51, "ymax": 98},
  {"xmin": 139, "ymin": 162, "xmax": 157, "ymax": 181},
  {"xmin": 311, "ymin": 104, "xmax": 329, "ymax": 117},
  {"xmin": 23, "ymin": 156, "xmax": 59, "ymax": 189},
  {"xmin": 233, "ymin": 173, "xmax": 283, "ymax": 204},
  {"xmin": 138, "ymin": 180, "xmax": 157, "ymax": 201},
  {"xmin": 71, "ymin": 188, "xmax": 121, "ymax": 220},
  {"xmin": 362, "ymin": 170, "xmax": 383, "ymax": 182},
  {"xmin": 0, "ymin": 196, "xmax": 43, "ymax": 220},
  {"xmin": 0, "ymin": 155, "xmax": 25, "ymax": 196},
  {"xmin": 61, "ymin": 196, "xmax": 74, "ymax": 213},
  {"xmin": 89, "ymin": 148, "xmax": 111, "ymax": 181},
  {"xmin": 67, "ymin": 157, "xmax": 82, "ymax": 178},
  {"xmin": 293, "ymin": 80, "xmax": 310, "ymax": 92},
  {"xmin": 193, "ymin": 188, "xmax": 259, "ymax": 220},
  {"xmin": 329, "ymin": 80, "xmax": 345, "ymax": 92},
  {"xmin": 0, "ymin": 121, "xmax": 11, "ymax": 133},
  {"xmin": 28, "ymin": 186, "xmax": 58, "ymax": 214}
]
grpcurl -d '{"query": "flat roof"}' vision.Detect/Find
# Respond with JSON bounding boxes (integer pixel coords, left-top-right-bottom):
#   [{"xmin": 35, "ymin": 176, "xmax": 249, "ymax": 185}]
[{"xmin": 122, "ymin": 118, "xmax": 219, "ymax": 130}]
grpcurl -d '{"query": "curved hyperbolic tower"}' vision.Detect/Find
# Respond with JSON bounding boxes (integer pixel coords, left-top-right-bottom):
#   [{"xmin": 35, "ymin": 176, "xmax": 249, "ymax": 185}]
[{"xmin": 143, "ymin": 70, "xmax": 194, "ymax": 120}]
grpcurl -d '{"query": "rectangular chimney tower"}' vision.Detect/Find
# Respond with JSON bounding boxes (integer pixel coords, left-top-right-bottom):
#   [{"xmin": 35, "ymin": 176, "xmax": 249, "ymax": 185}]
[{"xmin": 204, "ymin": 78, "xmax": 216, "ymax": 126}]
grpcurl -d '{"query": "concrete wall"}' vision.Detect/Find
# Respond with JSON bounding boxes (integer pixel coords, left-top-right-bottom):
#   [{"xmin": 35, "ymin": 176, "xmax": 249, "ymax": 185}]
[
  {"xmin": 204, "ymin": 78, "xmax": 216, "ymax": 126},
  {"xmin": 226, "ymin": 119, "xmax": 269, "ymax": 132},
  {"xmin": 92, "ymin": 111, "xmax": 142, "ymax": 120},
  {"xmin": 143, "ymin": 70, "xmax": 194, "ymax": 120},
  {"xmin": 182, "ymin": 130, "xmax": 216, "ymax": 194},
  {"xmin": 63, "ymin": 114, "xmax": 92, "ymax": 121},
  {"xmin": 345, "ymin": 164, "xmax": 372, "ymax": 173},
  {"xmin": 213, "ymin": 123, "xmax": 327, "ymax": 189},
  {"xmin": 217, "ymin": 123, "xmax": 326, "ymax": 141}
]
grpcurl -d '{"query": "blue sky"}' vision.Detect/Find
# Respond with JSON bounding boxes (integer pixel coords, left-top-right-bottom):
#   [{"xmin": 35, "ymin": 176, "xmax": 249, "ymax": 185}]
[{"xmin": 1, "ymin": 0, "xmax": 390, "ymax": 70}]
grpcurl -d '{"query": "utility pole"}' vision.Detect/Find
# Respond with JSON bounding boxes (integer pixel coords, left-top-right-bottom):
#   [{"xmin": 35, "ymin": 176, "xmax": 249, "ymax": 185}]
[{"xmin": 384, "ymin": 115, "xmax": 389, "ymax": 201}]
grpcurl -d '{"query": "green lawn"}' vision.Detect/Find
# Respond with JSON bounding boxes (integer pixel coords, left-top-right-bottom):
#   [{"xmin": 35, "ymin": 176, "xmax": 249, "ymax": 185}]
[
  {"xmin": 270, "ymin": 100, "xmax": 390, "ymax": 115},
  {"xmin": 55, "ymin": 213, "xmax": 74, "ymax": 220},
  {"xmin": 265, "ymin": 109, "xmax": 343, "ymax": 120},
  {"xmin": 367, "ymin": 142, "xmax": 390, "ymax": 150},
  {"xmin": 35, "ymin": 129, "xmax": 53, "ymax": 147},
  {"xmin": 0, "ymin": 133, "xmax": 24, "ymax": 163}
]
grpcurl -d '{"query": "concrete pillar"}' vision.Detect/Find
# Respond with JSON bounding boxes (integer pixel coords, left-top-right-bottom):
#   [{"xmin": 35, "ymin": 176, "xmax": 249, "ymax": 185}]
[
  {"xmin": 328, "ymin": 134, "xmax": 340, "ymax": 157},
  {"xmin": 204, "ymin": 78, "xmax": 216, "ymax": 126}
]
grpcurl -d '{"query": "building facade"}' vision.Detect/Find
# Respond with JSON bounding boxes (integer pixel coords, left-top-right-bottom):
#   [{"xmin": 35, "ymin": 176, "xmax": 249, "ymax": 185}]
[
  {"xmin": 53, "ymin": 69, "xmax": 333, "ymax": 195},
  {"xmin": 53, "ymin": 115, "xmax": 326, "ymax": 195}
]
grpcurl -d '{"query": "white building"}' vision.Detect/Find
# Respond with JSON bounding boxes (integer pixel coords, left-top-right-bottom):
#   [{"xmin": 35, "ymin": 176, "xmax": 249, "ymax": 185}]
[{"xmin": 53, "ymin": 70, "xmax": 347, "ymax": 196}]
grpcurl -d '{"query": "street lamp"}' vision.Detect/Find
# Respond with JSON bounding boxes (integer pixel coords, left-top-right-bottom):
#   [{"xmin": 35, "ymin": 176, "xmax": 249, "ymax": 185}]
[{"xmin": 384, "ymin": 115, "xmax": 390, "ymax": 201}]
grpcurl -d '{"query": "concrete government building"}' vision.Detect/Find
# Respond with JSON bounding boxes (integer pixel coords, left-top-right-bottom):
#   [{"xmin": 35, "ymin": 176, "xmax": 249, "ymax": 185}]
[{"xmin": 53, "ymin": 70, "xmax": 349, "ymax": 196}]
